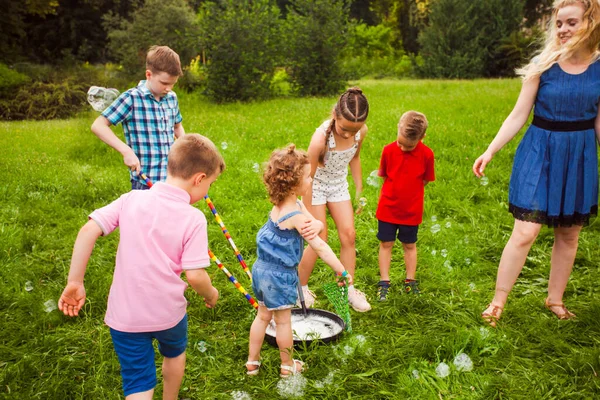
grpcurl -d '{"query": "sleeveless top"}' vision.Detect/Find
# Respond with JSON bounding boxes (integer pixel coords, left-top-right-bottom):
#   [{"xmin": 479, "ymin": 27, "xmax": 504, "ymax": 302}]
[
  {"xmin": 254, "ymin": 205, "xmax": 304, "ymax": 269},
  {"xmin": 314, "ymin": 119, "xmax": 361, "ymax": 185}
]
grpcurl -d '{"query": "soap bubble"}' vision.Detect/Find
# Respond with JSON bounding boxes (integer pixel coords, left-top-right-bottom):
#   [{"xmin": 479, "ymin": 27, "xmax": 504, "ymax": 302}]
[
  {"xmin": 435, "ymin": 362, "xmax": 450, "ymax": 378},
  {"xmin": 231, "ymin": 391, "xmax": 252, "ymax": 400},
  {"xmin": 313, "ymin": 371, "xmax": 335, "ymax": 389},
  {"xmin": 431, "ymin": 215, "xmax": 437, "ymax": 222},
  {"xmin": 221, "ymin": 142, "xmax": 228, "ymax": 150},
  {"xmin": 277, "ymin": 374, "xmax": 307, "ymax": 398},
  {"xmin": 412, "ymin": 369, "xmax": 420, "ymax": 379},
  {"xmin": 441, "ymin": 249, "xmax": 448, "ymax": 258},
  {"xmin": 465, "ymin": 258, "xmax": 472, "ymax": 265},
  {"xmin": 43, "ymin": 299, "xmax": 57, "ymax": 313},
  {"xmin": 196, "ymin": 341, "xmax": 207, "ymax": 353},
  {"xmin": 252, "ymin": 163, "xmax": 260, "ymax": 173},
  {"xmin": 367, "ymin": 170, "xmax": 381, "ymax": 188},
  {"xmin": 480, "ymin": 176, "xmax": 489, "ymax": 186},
  {"xmin": 469, "ymin": 282, "xmax": 476, "ymax": 291},
  {"xmin": 431, "ymin": 249, "xmax": 437, "ymax": 256},
  {"xmin": 87, "ymin": 86, "xmax": 120, "ymax": 112},
  {"xmin": 453, "ymin": 353, "xmax": 474, "ymax": 372},
  {"xmin": 430, "ymin": 224, "xmax": 441, "ymax": 234},
  {"xmin": 25, "ymin": 281, "xmax": 33, "ymax": 292},
  {"xmin": 445, "ymin": 221, "xmax": 452, "ymax": 228},
  {"xmin": 444, "ymin": 260, "xmax": 452, "ymax": 270},
  {"xmin": 358, "ymin": 197, "xmax": 367, "ymax": 207}
]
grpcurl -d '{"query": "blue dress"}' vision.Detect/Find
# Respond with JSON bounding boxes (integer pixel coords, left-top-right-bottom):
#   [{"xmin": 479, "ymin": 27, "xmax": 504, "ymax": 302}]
[
  {"xmin": 509, "ymin": 60, "xmax": 600, "ymax": 227},
  {"xmin": 251, "ymin": 208, "xmax": 304, "ymax": 310}
]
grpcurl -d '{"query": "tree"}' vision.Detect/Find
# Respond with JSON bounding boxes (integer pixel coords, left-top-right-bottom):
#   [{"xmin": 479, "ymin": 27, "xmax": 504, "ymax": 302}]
[
  {"xmin": 105, "ymin": 0, "xmax": 200, "ymax": 74},
  {"xmin": 284, "ymin": 0, "xmax": 350, "ymax": 96},
  {"xmin": 418, "ymin": 0, "xmax": 524, "ymax": 78},
  {"xmin": 198, "ymin": 0, "xmax": 282, "ymax": 102}
]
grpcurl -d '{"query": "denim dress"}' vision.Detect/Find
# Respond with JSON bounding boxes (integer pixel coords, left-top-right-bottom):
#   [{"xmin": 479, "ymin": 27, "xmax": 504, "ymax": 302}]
[{"xmin": 251, "ymin": 209, "xmax": 304, "ymax": 310}]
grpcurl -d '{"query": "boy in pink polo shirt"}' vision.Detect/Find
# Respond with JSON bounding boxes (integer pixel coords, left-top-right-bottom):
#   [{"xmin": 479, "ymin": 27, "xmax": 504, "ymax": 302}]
[
  {"xmin": 375, "ymin": 111, "xmax": 435, "ymax": 301},
  {"xmin": 58, "ymin": 134, "xmax": 225, "ymax": 399}
]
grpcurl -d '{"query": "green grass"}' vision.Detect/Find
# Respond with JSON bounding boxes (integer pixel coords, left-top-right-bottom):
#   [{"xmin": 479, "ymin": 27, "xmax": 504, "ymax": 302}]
[{"xmin": 2, "ymin": 79, "xmax": 600, "ymax": 399}]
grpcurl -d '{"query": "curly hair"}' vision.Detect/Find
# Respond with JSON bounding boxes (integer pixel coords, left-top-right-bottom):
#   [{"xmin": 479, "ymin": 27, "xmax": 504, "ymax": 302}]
[{"xmin": 263, "ymin": 144, "xmax": 309, "ymax": 205}]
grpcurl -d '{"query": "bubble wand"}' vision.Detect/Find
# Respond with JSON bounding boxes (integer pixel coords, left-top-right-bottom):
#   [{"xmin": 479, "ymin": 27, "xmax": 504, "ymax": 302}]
[
  {"xmin": 204, "ymin": 195, "xmax": 252, "ymax": 281},
  {"xmin": 209, "ymin": 250, "xmax": 258, "ymax": 309}
]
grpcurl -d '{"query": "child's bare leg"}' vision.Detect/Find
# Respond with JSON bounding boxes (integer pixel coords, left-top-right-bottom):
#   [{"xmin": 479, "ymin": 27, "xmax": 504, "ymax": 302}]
[
  {"xmin": 162, "ymin": 352, "xmax": 186, "ymax": 400},
  {"xmin": 378, "ymin": 241, "xmax": 394, "ymax": 281},
  {"xmin": 547, "ymin": 225, "xmax": 581, "ymax": 309},
  {"xmin": 487, "ymin": 220, "xmax": 541, "ymax": 312},
  {"xmin": 402, "ymin": 242, "xmax": 417, "ymax": 280},
  {"xmin": 274, "ymin": 309, "xmax": 300, "ymax": 373},
  {"xmin": 328, "ymin": 200, "xmax": 356, "ymax": 276},
  {"xmin": 248, "ymin": 306, "xmax": 272, "ymax": 370},
  {"xmin": 298, "ymin": 204, "xmax": 328, "ymax": 285},
  {"xmin": 126, "ymin": 390, "xmax": 153, "ymax": 400}
]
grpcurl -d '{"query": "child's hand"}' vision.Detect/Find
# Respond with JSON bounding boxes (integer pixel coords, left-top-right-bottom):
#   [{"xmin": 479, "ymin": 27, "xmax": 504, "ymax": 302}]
[
  {"xmin": 123, "ymin": 149, "xmax": 141, "ymax": 175},
  {"xmin": 204, "ymin": 287, "xmax": 219, "ymax": 308},
  {"xmin": 337, "ymin": 271, "xmax": 353, "ymax": 287},
  {"xmin": 300, "ymin": 219, "xmax": 323, "ymax": 240},
  {"xmin": 472, "ymin": 151, "xmax": 493, "ymax": 178},
  {"xmin": 58, "ymin": 282, "xmax": 86, "ymax": 317}
]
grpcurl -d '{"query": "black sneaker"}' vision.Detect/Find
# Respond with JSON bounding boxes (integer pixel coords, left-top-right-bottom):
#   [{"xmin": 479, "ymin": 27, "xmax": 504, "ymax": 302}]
[
  {"xmin": 404, "ymin": 279, "xmax": 420, "ymax": 294},
  {"xmin": 377, "ymin": 281, "xmax": 391, "ymax": 301}
]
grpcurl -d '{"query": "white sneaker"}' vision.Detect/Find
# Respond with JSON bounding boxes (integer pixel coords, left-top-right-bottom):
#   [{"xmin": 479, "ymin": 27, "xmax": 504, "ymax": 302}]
[
  {"xmin": 348, "ymin": 288, "xmax": 371, "ymax": 312},
  {"xmin": 296, "ymin": 286, "xmax": 316, "ymax": 308}
]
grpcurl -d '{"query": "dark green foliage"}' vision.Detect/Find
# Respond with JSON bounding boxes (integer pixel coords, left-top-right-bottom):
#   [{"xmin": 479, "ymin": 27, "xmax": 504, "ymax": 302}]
[
  {"xmin": 198, "ymin": 0, "xmax": 282, "ymax": 102},
  {"xmin": 0, "ymin": 63, "xmax": 30, "ymax": 97},
  {"xmin": 105, "ymin": 0, "xmax": 200, "ymax": 75},
  {"xmin": 418, "ymin": 0, "xmax": 525, "ymax": 78},
  {"xmin": 0, "ymin": 81, "xmax": 86, "ymax": 121},
  {"xmin": 496, "ymin": 27, "xmax": 544, "ymax": 76},
  {"xmin": 284, "ymin": 0, "xmax": 350, "ymax": 96}
]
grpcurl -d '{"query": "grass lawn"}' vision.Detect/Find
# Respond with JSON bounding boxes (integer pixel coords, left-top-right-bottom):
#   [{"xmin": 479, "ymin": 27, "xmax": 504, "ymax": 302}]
[{"xmin": 1, "ymin": 79, "xmax": 600, "ymax": 399}]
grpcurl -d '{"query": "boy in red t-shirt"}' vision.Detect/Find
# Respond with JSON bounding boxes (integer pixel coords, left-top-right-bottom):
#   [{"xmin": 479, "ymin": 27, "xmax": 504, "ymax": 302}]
[{"xmin": 375, "ymin": 111, "xmax": 435, "ymax": 300}]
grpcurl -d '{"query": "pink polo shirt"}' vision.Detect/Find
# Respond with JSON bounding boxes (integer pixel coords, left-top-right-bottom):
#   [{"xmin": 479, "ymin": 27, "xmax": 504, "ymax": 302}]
[{"xmin": 90, "ymin": 182, "xmax": 210, "ymax": 333}]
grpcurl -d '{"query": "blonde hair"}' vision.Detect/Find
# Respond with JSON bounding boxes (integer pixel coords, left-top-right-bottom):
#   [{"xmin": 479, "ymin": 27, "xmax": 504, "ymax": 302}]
[
  {"xmin": 168, "ymin": 134, "xmax": 225, "ymax": 179},
  {"xmin": 398, "ymin": 111, "xmax": 428, "ymax": 141},
  {"xmin": 146, "ymin": 45, "xmax": 183, "ymax": 77},
  {"xmin": 517, "ymin": 0, "xmax": 600, "ymax": 81},
  {"xmin": 263, "ymin": 144, "xmax": 309, "ymax": 205}
]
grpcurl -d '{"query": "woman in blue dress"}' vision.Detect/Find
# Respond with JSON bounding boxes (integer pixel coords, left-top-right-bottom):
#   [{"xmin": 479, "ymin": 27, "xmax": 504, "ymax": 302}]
[{"xmin": 473, "ymin": 0, "xmax": 600, "ymax": 326}]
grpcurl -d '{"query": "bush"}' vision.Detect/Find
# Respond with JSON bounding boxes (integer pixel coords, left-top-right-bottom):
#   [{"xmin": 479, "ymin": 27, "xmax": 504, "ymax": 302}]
[
  {"xmin": 0, "ymin": 64, "xmax": 30, "ymax": 97},
  {"xmin": 0, "ymin": 81, "xmax": 87, "ymax": 121},
  {"xmin": 198, "ymin": 0, "xmax": 282, "ymax": 102},
  {"xmin": 284, "ymin": 0, "xmax": 350, "ymax": 96},
  {"xmin": 418, "ymin": 0, "xmax": 524, "ymax": 78},
  {"xmin": 105, "ymin": 0, "xmax": 200, "ymax": 75},
  {"xmin": 177, "ymin": 56, "xmax": 207, "ymax": 93}
]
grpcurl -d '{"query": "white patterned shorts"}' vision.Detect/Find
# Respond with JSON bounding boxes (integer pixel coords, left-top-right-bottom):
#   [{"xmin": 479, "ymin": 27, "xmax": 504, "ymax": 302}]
[{"xmin": 311, "ymin": 178, "xmax": 351, "ymax": 206}]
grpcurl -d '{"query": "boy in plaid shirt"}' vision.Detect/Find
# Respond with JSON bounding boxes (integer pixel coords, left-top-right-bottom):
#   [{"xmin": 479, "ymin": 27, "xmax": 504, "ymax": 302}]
[{"xmin": 92, "ymin": 45, "xmax": 186, "ymax": 190}]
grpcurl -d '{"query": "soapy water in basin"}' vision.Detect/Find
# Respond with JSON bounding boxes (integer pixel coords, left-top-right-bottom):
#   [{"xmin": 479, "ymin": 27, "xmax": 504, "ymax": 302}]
[{"xmin": 266, "ymin": 314, "xmax": 344, "ymax": 341}]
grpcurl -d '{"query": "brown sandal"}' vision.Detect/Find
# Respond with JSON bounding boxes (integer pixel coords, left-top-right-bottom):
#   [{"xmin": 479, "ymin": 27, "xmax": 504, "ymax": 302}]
[
  {"xmin": 544, "ymin": 298, "xmax": 576, "ymax": 320},
  {"xmin": 481, "ymin": 303, "xmax": 503, "ymax": 328}
]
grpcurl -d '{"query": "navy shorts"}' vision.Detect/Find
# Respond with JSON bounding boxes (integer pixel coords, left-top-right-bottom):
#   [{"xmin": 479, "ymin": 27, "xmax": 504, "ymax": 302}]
[
  {"xmin": 109, "ymin": 314, "xmax": 188, "ymax": 397},
  {"xmin": 377, "ymin": 220, "xmax": 419, "ymax": 244},
  {"xmin": 131, "ymin": 179, "xmax": 150, "ymax": 190}
]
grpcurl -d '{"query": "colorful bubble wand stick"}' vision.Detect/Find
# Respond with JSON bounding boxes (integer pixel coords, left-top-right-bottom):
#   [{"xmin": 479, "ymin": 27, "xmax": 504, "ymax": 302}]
[
  {"xmin": 139, "ymin": 172, "xmax": 153, "ymax": 188},
  {"xmin": 209, "ymin": 250, "xmax": 258, "ymax": 309},
  {"xmin": 204, "ymin": 195, "xmax": 252, "ymax": 281}
]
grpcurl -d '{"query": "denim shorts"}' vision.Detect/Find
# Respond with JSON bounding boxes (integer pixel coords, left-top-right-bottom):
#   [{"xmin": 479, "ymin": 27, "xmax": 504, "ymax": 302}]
[
  {"xmin": 109, "ymin": 314, "xmax": 188, "ymax": 396},
  {"xmin": 131, "ymin": 179, "xmax": 150, "ymax": 190},
  {"xmin": 251, "ymin": 262, "xmax": 299, "ymax": 310},
  {"xmin": 377, "ymin": 220, "xmax": 419, "ymax": 244}
]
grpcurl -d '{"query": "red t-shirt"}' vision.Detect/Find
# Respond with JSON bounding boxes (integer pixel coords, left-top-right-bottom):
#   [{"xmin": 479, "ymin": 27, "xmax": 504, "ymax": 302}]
[{"xmin": 376, "ymin": 141, "xmax": 435, "ymax": 225}]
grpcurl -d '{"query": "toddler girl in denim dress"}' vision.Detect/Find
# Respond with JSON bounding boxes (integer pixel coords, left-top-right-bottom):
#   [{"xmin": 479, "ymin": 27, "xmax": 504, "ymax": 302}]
[{"xmin": 246, "ymin": 144, "xmax": 352, "ymax": 378}]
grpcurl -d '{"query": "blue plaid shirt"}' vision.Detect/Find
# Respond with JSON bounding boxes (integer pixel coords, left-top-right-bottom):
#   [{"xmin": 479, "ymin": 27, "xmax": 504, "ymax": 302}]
[{"xmin": 102, "ymin": 80, "xmax": 183, "ymax": 185}]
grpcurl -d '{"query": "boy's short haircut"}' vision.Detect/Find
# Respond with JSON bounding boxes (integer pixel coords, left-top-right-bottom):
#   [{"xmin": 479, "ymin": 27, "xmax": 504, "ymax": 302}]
[
  {"xmin": 399, "ymin": 111, "xmax": 428, "ymax": 141},
  {"xmin": 168, "ymin": 134, "xmax": 225, "ymax": 179},
  {"xmin": 146, "ymin": 45, "xmax": 183, "ymax": 77}
]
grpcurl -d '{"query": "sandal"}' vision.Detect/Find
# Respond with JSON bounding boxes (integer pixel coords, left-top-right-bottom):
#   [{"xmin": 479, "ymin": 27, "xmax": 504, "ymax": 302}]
[
  {"xmin": 481, "ymin": 303, "xmax": 503, "ymax": 328},
  {"xmin": 246, "ymin": 360, "xmax": 261, "ymax": 376},
  {"xmin": 544, "ymin": 298, "xmax": 576, "ymax": 320},
  {"xmin": 280, "ymin": 359, "xmax": 305, "ymax": 378}
]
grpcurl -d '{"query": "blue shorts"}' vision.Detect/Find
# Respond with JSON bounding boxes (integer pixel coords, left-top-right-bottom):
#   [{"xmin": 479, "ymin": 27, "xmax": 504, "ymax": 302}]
[
  {"xmin": 109, "ymin": 314, "xmax": 188, "ymax": 397},
  {"xmin": 251, "ymin": 262, "xmax": 298, "ymax": 310},
  {"xmin": 131, "ymin": 179, "xmax": 150, "ymax": 190},
  {"xmin": 377, "ymin": 220, "xmax": 419, "ymax": 244}
]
